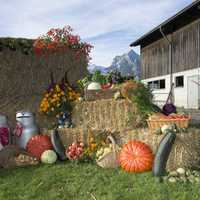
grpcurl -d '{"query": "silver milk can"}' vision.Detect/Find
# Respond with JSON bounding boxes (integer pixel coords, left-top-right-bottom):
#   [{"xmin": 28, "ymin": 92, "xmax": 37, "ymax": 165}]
[
  {"xmin": 0, "ymin": 114, "xmax": 10, "ymax": 149},
  {"xmin": 14, "ymin": 111, "xmax": 39, "ymax": 149}
]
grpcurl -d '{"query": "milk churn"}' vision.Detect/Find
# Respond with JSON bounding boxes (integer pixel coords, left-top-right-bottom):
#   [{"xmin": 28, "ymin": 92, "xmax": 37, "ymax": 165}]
[
  {"xmin": 0, "ymin": 114, "xmax": 10, "ymax": 149},
  {"xmin": 14, "ymin": 111, "xmax": 39, "ymax": 149}
]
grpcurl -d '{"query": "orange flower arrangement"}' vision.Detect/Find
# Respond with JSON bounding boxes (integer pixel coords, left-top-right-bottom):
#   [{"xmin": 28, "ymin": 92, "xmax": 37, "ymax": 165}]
[{"xmin": 39, "ymin": 82, "xmax": 80, "ymax": 117}]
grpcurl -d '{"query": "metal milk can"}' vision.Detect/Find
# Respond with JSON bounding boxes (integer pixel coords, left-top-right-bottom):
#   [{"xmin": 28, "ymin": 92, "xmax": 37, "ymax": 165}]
[
  {"xmin": 0, "ymin": 114, "xmax": 10, "ymax": 148},
  {"xmin": 14, "ymin": 111, "xmax": 39, "ymax": 149}
]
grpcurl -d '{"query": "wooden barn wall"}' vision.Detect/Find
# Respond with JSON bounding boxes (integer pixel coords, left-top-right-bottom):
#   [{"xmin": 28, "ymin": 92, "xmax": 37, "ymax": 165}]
[
  {"xmin": 141, "ymin": 19, "xmax": 200, "ymax": 79},
  {"xmin": 141, "ymin": 37, "xmax": 170, "ymax": 79}
]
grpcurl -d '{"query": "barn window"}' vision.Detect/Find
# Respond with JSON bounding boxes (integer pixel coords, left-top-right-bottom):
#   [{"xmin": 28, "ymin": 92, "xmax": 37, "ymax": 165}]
[
  {"xmin": 147, "ymin": 79, "xmax": 165, "ymax": 89},
  {"xmin": 159, "ymin": 79, "xmax": 165, "ymax": 89},
  {"xmin": 148, "ymin": 81, "xmax": 153, "ymax": 89},
  {"xmin": 175, "ymin": 76, "xmax": 184, "ymax": 87}
]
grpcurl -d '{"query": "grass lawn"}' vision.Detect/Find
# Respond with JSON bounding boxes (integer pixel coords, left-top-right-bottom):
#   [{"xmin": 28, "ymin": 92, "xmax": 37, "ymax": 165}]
[{"xmin": 0, "ymin": 162, "xmax": 199, "ymax": 200}]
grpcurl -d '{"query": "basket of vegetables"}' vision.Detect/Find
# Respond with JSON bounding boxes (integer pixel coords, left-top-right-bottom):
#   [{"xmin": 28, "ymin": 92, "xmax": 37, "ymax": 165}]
[
  {"xmin": 147, "ymin": 113, "xmax": 190, "ymax": 133},
  {"xmin": 96, "ymin": 135, "xmax": 120, "ymax": 168}
]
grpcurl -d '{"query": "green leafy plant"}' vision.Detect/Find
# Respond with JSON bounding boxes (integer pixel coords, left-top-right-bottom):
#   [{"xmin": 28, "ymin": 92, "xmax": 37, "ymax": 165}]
[
  {"xmin": 0, "ymin": 38, "xmax": 33, "ymax": 55},
  {"xmin": 77, "ymin": 74, "xmax": 93, "ymax": 91},
  {"xmin": 122, "ymin": 80, "xmax": 154, "ymax": 127},
  {"xmin": 91, "ymin": 70, "xmax": 108, "ymax": 85}
]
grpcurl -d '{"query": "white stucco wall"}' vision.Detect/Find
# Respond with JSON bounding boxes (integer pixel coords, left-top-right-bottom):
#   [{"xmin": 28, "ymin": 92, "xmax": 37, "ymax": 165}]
[{"xmin": 142, "ymin": 68, "xmax": 200, "ymax": 109}]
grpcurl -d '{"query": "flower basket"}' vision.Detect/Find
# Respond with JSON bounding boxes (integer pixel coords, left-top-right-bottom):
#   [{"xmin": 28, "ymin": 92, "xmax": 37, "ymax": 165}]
[
  {"xmin": 96, "ymin": 135, "xmax": 120, "ymax": 169},
  {"xmin": 147, "ymin": 117, "xmax": 191, "ymax": 133}
]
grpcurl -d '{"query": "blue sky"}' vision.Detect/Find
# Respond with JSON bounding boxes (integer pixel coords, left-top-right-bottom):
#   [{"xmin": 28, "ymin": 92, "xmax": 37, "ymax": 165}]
[{"xmin": 0, "ymin": 0, "xmax": 193, "ymax": 66}]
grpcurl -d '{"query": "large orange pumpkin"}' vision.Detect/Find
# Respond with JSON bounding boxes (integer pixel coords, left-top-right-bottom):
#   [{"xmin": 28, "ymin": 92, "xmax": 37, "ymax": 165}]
[
  {"xmin": 26, "ymin": 135, "xmax": 53, "ymax": 160},
  {"xmin": 119, "ymin": 140, "xmax": 154, "ymax": 173}
]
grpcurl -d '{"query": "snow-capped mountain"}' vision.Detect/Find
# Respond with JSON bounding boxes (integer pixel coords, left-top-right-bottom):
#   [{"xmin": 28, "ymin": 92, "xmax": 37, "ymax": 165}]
[{"xmin": 88, "ymin": 50, "xmax": 141, "ymax": 78}]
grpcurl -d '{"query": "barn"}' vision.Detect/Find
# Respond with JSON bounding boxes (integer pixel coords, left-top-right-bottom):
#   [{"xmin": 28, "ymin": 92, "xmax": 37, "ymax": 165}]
[{"xmin": 131, "ymin": 0, "xmax": 200, "ymax": 109}]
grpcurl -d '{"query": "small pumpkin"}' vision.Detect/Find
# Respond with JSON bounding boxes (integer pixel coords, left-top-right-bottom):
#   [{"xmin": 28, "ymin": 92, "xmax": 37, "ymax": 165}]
[
  {"xmin": 119, "ymin": 140, "xmax": 154, "ymax": 173},
  {"xmin": 41, "ymin": 150, "xmax": 57, "ymax": 164},
  {"xmin": 26, "ymin": 135, "xmax": 53, "ymax": 160}
]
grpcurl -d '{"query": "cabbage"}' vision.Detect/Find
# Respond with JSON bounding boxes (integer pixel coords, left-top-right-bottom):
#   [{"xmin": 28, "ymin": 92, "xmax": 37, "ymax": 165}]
[{"xmin": 41, "ymin": 150, "xmax": 57, "ymax": 164}]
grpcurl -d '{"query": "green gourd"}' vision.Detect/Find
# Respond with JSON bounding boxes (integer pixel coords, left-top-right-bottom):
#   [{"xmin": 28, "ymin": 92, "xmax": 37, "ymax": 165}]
[
  {"xmin": 51, "ymin": 129, "xmax": 67, "ymax": 161},
  {"xmin": 153, "ymin": 132, "xmax": 176, "ymax": 177}
]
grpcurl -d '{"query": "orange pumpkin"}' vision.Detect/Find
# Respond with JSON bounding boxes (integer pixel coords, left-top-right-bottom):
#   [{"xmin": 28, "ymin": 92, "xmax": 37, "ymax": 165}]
[{"xmin": 119, "ymin": 140, "xmax": 154, "ymax": 173}]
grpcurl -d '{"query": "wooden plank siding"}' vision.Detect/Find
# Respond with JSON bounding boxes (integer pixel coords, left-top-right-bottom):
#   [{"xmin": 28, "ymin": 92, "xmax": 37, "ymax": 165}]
[{"xmin": 141, "ymin": 19, "xmax": 200, "ymax": 79}]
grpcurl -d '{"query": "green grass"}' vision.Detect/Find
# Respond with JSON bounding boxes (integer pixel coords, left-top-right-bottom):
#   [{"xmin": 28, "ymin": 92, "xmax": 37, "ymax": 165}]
[{"xmin": 0, "ymin": 162, "xmax": 200, "ymax": 200}]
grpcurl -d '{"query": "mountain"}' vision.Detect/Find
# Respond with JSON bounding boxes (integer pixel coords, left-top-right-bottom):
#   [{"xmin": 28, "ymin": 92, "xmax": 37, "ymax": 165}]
[
  {"xmin": 87, "ymin": 64, "xmax": 109, "ymax": 74},
  {"xmin": 88, "ymin": 50, "xmax": 141, "ymax": 78}
]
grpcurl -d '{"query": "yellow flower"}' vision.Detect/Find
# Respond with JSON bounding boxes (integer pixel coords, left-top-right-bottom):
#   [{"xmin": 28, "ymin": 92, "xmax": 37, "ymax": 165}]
[
  {"xmin": 90, "ymin": 143, "xmax": 97, "ymax": 151},
  {"xmin": 89, "ymin": 137, "xmax": 94, "ymax": 143}
]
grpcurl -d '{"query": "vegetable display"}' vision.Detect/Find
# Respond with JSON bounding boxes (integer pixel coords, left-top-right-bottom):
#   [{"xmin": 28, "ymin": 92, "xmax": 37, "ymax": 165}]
[
  {"xmin": 119, "ymin": 140, "xmax": 154, "ymax": 173},
  {"xmin": 152, "ymin": 132, "xmax": 176, "ymax": 177},
  {"xmin": 41, "ymin": 150, "xmax": 57, "ymax": 164},
  {"xmin": 50, "ymin": 130, "xmax": 67, "ymax": 161},
  {"xmin": 26, "ymin": 135, "xmax": 53, "ymax": 160}
]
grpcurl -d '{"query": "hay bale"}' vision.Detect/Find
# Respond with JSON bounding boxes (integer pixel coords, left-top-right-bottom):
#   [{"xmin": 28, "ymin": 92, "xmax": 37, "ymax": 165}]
[
  {"xmin": 71, "ymin": 99, "xmax": 139, "ymax": 131},
  {"xmin": 166, "ymin": 132, "xmax": 200, "ymax": 171},
  {"xmin": 47, "ymin": 126, "xmax": 200, "ymax": 171},
  {"xmin": 119, "ymin": 129, "xmax": 200, "ymax": 170}
]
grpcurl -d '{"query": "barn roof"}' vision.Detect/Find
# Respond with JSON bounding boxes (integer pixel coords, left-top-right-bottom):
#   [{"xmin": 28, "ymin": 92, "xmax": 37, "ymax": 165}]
[{"xmin": 130, "ymin": 0, "xmax": 200, "ymax": 47}]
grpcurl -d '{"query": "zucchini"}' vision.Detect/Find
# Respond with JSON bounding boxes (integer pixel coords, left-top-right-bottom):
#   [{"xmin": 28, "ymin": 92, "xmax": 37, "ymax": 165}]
[
  {"xmin": 50, "ymin": 129, "xmax": 67, "ymax": 161},
  {"xmin": 152, "ymin": 132, "xmax": 176, "ymax": 177}
]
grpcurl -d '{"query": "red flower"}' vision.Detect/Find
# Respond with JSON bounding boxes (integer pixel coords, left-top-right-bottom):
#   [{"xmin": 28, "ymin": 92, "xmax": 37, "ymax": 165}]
[{"xmin": 33, "ymin": 25, "xmax": 93, "ymax": 62}]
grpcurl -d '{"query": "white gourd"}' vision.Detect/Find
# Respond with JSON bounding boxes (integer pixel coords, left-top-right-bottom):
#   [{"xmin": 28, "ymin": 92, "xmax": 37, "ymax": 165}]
[
  {"xmin": 161, "ymin": 125, "xmax": 174, "ymax": 134},
  {"xmin": 87, "ymin": 82, "xmax": 101, "ymax": 90},
  {"xmin": 41, "ymin": 150, "xmax": 57, "ymax": 164},
  {"xmin": 176, "ymin": 168, "xmax": 185, "ymax": 175}
]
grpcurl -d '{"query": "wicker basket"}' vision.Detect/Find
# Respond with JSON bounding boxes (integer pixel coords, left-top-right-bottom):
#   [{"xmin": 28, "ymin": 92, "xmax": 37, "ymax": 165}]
[
  {"xmin": 147, "ymin": 117, "xmax": 190, "ymax": 133},
  {"xmin": 96, "ymin": 135, "xmax": 120, "ymax": 169}
]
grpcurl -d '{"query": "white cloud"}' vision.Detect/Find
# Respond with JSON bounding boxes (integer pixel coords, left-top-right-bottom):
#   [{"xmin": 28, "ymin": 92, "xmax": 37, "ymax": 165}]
[{"xmin": 0, "ymin": 0, "xmax": 193, "ymax": 66}]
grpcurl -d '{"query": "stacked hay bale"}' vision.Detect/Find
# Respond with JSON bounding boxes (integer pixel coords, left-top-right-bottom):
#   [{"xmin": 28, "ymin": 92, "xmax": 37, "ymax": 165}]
[{"xmin": 71, "ymin": 99, "xmax": 138, "ymax": 131}]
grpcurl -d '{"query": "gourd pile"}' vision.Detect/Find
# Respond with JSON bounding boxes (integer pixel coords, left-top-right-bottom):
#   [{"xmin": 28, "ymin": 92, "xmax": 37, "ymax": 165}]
[
  {"xmin": 15, "ymin": 154, "xmax": 39, "ymax": 166},
  {"xmin": 163, "ymin": 168, "xmax": 200, "ymax": 183},
  {"xmin": 66, "ymin": 142, "xmax": 84, "ymax": 160}
]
